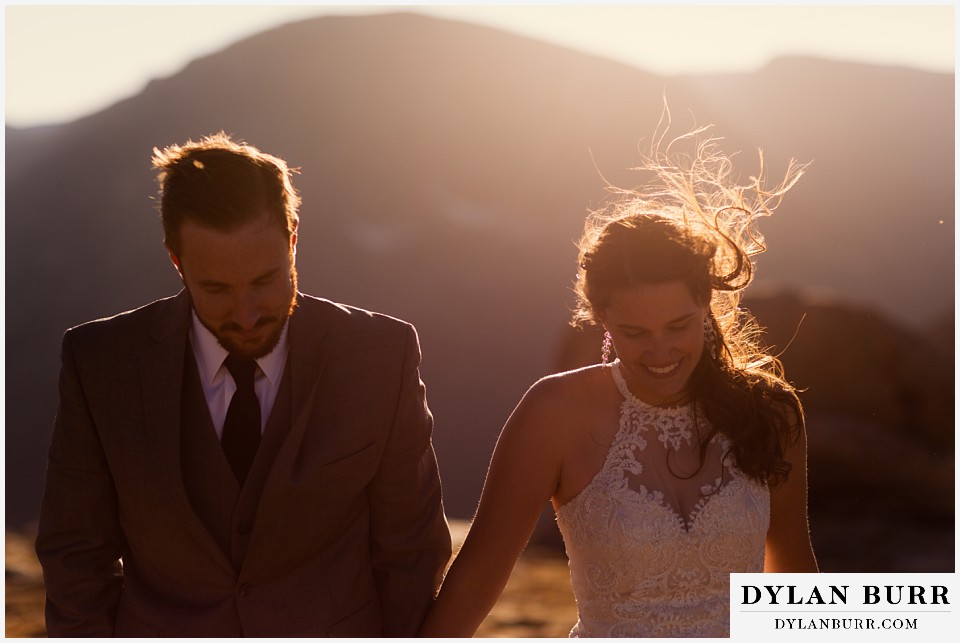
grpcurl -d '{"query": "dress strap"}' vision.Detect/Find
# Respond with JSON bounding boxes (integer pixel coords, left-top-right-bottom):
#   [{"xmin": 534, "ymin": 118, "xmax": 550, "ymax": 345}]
[{"xmin": 610, "ymin": 359, "xmax": 649, "ymax": 408}]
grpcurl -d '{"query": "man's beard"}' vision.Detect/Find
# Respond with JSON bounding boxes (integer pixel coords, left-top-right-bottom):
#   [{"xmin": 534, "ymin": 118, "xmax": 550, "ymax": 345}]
[{"xmin": 200, "ymin": 267, "xmax": 299, "ymax": 359}]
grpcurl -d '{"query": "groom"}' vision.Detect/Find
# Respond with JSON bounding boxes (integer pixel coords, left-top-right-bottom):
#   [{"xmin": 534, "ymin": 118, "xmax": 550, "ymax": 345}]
[{"xmin": 35, "ymin": 133, "xmax": 452, "ymax": 636}]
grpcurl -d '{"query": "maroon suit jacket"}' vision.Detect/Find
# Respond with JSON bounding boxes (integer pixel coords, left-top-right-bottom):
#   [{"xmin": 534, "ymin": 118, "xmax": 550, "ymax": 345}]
[{"xmin": 36, "ymin": 291, "xmax": 451, "ymax": 636}]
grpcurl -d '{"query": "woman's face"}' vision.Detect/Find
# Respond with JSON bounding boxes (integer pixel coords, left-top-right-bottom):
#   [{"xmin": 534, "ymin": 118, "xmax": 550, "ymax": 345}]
[{"xmin": 600, "ymin": 280, "xmax": 707, "ymax": 406}]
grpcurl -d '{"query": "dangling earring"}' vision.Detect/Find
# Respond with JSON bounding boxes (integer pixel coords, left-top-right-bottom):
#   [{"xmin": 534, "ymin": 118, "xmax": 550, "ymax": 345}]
[
  {"xmin": 601, "ymin": 331, "xmax": 613, "ymax": 365},
  {"xmin": 703, "ymin": 315, "xmax": 717, "ymax": 360}
]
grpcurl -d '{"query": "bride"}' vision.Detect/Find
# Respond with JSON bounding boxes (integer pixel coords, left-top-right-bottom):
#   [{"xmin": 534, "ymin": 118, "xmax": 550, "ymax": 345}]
[{"xmin": 419, "ymin": 122, "xmax": 819, "ymax": 638}]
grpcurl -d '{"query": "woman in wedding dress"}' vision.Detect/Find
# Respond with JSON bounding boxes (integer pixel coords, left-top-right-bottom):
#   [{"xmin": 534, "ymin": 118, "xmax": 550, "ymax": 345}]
[{"xmin": 420, "ymin": 124, "xmax": 819, "ymax": 638}]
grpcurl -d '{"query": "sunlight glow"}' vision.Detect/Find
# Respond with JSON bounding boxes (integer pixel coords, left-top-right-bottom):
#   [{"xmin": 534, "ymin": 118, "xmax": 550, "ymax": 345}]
[{"xmin": 4, "ymin": 4, "xmax": 954, "ymax": 128}]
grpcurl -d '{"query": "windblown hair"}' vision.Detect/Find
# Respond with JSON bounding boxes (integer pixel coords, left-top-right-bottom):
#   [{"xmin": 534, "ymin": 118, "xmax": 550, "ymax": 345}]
[
  {"xmin": 572, "ymin": 117, "xmax": 807, "ymax": 486},
  {"xmin": 152, "ymin": 132, "xmax": 301, "ymax": 255}
]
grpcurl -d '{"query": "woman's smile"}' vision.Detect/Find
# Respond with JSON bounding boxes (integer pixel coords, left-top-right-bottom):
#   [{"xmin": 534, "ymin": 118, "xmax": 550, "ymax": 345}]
[
  {"xmin": 600, "ymin": 281, "xmax": 706, "ymax": 406},
  {"xmin": 643, "ymin": 360, "xmax": 682, "ymax": 376}
]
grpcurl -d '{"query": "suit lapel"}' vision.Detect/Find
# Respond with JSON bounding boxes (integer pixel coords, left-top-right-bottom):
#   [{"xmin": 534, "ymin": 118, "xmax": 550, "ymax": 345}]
[
  {"xmin": 264, "ymin": 294, "xmax": 330, "ymax": 482},
  {"xmin": 244, "ymin": 295, "xmax": 329, "ymax": 573},
  {"xmin": 139, "ymin": 290, "xmax": 235, "ymax": 575},
  {"xmin": 287, "ymin": 294, "xmax": 330, "ymax": 432}
]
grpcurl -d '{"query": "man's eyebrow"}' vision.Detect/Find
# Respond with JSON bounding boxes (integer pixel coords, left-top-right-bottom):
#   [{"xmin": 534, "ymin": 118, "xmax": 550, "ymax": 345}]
[
  {"xmin": 252, "ymin": 268, "xmax": 282, "ymax": 282},
  {"xmin": 198, "ymin": 268, "xmax": 281, "ymax": 288},
  {"xmin": 198, "ymin": 278, "xmax": 229, "ymax": 288}
]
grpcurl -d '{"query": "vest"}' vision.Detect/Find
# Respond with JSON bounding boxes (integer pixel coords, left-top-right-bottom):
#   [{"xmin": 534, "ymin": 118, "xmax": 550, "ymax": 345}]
[{"xmin": 179, "ymin": 343, "xmax": 293, "ymax": 570}]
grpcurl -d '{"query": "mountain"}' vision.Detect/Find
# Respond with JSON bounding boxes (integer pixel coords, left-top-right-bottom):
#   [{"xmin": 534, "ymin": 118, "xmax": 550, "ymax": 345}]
[{"xmin": 5, "ymin": 13, "xmax": 954, "ymax": 540}]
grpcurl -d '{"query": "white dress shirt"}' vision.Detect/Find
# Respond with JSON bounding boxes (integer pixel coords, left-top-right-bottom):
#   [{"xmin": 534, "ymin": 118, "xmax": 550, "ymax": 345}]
[{"xmin": 188, "ymin": 310, "xmax": 289, "ymax": 439}]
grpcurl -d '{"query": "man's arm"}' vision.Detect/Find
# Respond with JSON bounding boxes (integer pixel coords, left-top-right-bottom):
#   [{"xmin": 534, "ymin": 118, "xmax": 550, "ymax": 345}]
[
  {"xmin": 35, "ymin": 329, "xmax": 127, "ymax": 636},
  {"xmin": 367, "ymin": 325, "xmax": 452, "ymax": 636}
]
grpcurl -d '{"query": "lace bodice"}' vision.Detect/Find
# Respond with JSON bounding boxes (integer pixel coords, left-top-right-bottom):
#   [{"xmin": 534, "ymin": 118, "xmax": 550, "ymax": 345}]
[{"xmin": 555, "ymin": 360, "xmax": 770, "ymax": 637}]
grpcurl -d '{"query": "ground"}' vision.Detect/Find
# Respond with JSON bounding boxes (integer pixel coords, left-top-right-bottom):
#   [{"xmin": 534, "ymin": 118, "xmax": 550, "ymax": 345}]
[{"xmin": 5, "ymin": 522, "xmax": 578, "ymax": 637}]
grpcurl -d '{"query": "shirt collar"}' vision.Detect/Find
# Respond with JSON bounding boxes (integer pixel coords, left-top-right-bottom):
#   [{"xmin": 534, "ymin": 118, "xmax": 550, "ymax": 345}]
[{"xmin": 189, "ymin": 309, "xmax": 289, "ymax": 387}]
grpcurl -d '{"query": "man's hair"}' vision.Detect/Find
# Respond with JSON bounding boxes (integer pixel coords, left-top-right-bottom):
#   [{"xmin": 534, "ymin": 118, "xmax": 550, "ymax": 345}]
[{"xmin": 152, "ymin": 132, "xmax": 301, "ymax": 255}]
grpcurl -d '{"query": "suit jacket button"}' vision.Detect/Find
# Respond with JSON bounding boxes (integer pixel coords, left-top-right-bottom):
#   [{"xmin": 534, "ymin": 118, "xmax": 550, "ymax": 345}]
[{"xmin": 239, "ymin": 583, "xmax": 252, "ymax": 597}]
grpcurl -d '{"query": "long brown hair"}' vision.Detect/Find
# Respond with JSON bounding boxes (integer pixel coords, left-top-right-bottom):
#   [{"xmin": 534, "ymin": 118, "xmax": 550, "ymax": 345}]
[{"xmin": 572, "ymin": 118, "xmax": 807, "ymax": 486}]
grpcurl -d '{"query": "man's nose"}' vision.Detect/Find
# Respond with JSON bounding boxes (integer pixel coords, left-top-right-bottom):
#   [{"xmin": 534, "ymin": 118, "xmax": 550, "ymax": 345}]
[{"xmin": 232, "ymin": 292, "xmax": 260, "ymax": 329}]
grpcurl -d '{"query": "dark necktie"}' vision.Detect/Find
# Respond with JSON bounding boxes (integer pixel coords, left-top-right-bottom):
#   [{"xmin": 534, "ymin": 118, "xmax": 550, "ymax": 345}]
[{"xmin": 221, "ymin": 354, "xmax": 261, "ymax": 485}]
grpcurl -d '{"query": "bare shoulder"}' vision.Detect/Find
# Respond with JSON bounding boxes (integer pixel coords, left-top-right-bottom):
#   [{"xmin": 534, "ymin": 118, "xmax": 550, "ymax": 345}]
[
  {"xmin": 494, "ymin": 367, "xmax": 609, "ymax": 486},
  {"xmin": 501, "ymin": 364, "xmax": 613, "ymax": 444},
  {"xmin": 764, "ymin": 387, "xmax": 805, "ymax": 444},
  {"xmin": 519, "ymin": 364, "xmax": 611, "ymax": 413}
]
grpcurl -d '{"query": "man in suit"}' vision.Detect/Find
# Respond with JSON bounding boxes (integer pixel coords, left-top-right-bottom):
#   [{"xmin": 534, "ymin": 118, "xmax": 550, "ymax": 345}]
[{"xmin": 35, "ymin": 133, "xmax": 452, "ymax": 636}]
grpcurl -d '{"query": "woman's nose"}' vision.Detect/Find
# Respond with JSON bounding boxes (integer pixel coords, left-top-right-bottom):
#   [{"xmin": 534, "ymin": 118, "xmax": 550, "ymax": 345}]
[{"xmin": 642, "ymin": 337, "xmax": 675, "ymax": 361}]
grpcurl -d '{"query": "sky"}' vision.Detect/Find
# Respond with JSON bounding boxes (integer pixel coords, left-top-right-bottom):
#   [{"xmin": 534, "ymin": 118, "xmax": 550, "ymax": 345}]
[{"xmin": 3, "ymin": 3, "xmax": 956, "ymax": 129}]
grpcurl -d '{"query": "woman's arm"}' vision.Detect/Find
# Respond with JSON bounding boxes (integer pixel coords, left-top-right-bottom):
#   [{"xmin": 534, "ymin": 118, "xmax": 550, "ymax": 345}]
[
  {"xmin": 419, "ymin": 379, "xmax": 565, "ymax": 637},
  {"xmin": 765, "ymin": 415, "xmax": 819, "ymax": 572}
]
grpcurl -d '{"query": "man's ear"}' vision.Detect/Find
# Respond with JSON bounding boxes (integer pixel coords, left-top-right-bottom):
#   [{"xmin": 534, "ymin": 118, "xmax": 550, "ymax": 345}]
[{"xmin": 167, "ymin": 247, "xmax": 183, "ymax": 279}]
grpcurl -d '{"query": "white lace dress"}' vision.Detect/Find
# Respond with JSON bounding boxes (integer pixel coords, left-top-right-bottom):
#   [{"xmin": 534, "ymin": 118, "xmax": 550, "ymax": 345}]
[{"xmin": 555, "ymin": 360, "xmax": 770, "ymax": 637}]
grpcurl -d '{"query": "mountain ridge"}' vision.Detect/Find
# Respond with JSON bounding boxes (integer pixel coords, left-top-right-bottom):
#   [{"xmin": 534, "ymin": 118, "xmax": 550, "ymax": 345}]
[{"xmin": 5, "ymin": 13, "xmax": 953, "ymax": 532}]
